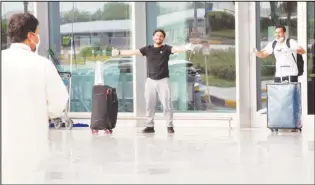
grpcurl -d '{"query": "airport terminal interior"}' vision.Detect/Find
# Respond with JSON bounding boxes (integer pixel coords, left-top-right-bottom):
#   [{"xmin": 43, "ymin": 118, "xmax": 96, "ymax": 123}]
[{"xmin": 1, "ymin": 1, "xmax": 314, "ymax": 183}]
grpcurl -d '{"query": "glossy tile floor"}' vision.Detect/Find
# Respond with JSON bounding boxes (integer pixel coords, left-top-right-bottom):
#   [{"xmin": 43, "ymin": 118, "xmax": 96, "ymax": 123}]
[{"xmin": 7, "ymin": 120, "xmax": 315, "ymax": 184}]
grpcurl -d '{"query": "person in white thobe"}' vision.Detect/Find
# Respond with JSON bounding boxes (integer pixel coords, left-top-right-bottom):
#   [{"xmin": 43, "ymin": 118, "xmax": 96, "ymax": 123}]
[{"xmin": 1, "ymin": 13, "xmax": 69, "ymax": 183}]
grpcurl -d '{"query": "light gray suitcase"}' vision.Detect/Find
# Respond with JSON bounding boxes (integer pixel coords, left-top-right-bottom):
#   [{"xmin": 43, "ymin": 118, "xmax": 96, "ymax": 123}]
[{"xmin": 266, "ymin": 79, "xmax": 302, "ymax": 132}]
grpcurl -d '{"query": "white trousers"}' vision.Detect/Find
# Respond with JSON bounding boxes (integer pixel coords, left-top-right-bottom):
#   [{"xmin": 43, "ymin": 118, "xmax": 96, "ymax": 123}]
[{"xmin": 145, "ymin": 77, "xmax": 173, "ymax": 127}]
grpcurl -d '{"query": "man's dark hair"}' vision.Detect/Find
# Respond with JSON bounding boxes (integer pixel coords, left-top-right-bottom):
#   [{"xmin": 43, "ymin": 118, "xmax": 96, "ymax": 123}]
[
  {"xmin": 7, "ymin": 13, "xmax": 39, "ymax": 43},
  {"xmin": 153, "ymin": 29, "xmax": 166, "ymax": 38},
  {"xmin": 275, "ymin": 25, "xmax": 286, "ymax": 32}
]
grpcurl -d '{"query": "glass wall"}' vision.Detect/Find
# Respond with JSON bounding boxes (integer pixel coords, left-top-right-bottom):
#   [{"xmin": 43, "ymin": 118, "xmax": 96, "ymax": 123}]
[
  {"xmin": 256, "ymin": 2, "xmax": 297, "ymax": 110},
  {"xmin": 48, "ymin": 2, "xmax": 134, "ymax": 112},
  {"xmin": 307, "ymin": 2, "xmax": 315, "ymax": 115},
  {"xmin": 146, "ymin": 2, "xmax": 236, "ymax": 113},
  {"xmin": 1, "ymin": 2, "xmax": 34, "ymax": 50}
]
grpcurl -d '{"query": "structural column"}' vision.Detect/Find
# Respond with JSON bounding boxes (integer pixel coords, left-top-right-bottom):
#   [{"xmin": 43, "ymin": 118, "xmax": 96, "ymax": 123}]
[
  {"xmin": 145, "ymin": 2, "xmax": 157, "ymax": 45},
  {"xmin": 132, "ymin": 2, "xmax": 147, "ymax": 117},
  {"xmin": 235, "ymin": 2, "xmax": 254, "ymax": 128},
  {"xmin": 255, "ymin": 2, "xmax": 262, "ymax": 111},
  {"xmin": 48, "ymin": 2, "xmax": 61, "ymax": 56},
  {"xmin": 297, "ymin": 2, "xmax": 314, "ymax": 132},
  {"xmin": 33, "ymin": 2, "xmax": 49, "ymax": 57},
  {"xmin": 297, "ymin": 2, "xmax": 307, "ymax": 119}
]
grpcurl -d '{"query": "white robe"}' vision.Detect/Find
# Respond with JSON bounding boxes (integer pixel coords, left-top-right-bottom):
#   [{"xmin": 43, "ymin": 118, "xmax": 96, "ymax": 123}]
[{"xmin": 1, "ymin": 43, "xmax": 69, "ymax": 183}]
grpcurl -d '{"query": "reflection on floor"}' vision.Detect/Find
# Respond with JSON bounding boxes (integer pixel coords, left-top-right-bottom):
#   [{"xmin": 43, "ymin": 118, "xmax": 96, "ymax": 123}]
[{"xmin": 9, "ymin": 121, "xmax": 315, "ymax": 184}]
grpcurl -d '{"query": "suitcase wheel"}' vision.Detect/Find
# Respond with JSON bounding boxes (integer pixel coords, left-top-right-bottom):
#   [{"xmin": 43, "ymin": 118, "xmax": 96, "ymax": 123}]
[
  {"xmin": 91, "ymin": 129, "xmax": 99, "ymax": 134},
  {"xmin": 270, "ymin": 128, "xmax": 278, "ymax": 132},
  {"xmin": 53, "ymin": 118, "xmax": 62, "ymax": 129},
  {"xmin": 65, "ymin": 119, "xmax": 74, "ymax": 130},
  {"xmin": 105, "ymin": 129, "xmax": 113, "ymax": 134}
]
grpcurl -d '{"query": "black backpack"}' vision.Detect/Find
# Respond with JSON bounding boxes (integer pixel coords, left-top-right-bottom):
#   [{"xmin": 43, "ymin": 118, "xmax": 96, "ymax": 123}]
[{"xmin": 272, "ymin": 38, "xmax": 304, "ymax": 76}]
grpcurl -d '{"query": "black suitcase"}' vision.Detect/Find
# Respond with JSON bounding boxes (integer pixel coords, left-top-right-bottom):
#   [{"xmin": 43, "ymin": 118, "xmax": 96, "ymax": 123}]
[{"xmin": 90, "ymin": 85, "xmax": 118, "ymax": 134}]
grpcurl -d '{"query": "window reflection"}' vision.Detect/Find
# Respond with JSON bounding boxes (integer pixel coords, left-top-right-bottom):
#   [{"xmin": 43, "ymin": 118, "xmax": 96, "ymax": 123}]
[
  {"xmin": 48, "ymin": 2, "xmax": 133, "ymax": 112},
  {"xmin": 256, "ymin": 2, "xmax": 297, "ymax": 110},
  {"xmin": 148, "ymin": 2, "xmax": 236, "ymax": 113},
  {"xmin": 1, "ymin": 2, "xmax": 34, "ymax": 50}
]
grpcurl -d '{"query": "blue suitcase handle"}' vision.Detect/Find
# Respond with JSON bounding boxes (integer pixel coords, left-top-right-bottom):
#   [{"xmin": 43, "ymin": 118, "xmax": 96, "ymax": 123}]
[
  {"xmin": 58, "ymin": 71, "xmax": 72, "ymax": 78},
  {"xmin": 58, "ymin": 72, "xmax": 72, "ymax": 87}
]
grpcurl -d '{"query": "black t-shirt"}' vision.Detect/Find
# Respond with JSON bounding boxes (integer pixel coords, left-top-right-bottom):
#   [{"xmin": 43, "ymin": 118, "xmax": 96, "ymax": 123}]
[{"xmin": 139, "ymin": 44, "xmax": 173, "ymax": 80}]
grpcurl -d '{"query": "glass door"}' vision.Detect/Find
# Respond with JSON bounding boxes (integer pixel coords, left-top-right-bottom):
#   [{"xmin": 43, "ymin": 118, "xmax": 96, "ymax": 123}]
[
  {"xmin": 253, "ymin": 2, "xmax": 299, "ymax": 127},
  {"xmin": 303, "ymin": 1, "xmax": 315, "ymax": 133},
  {"xmin": 255, "ymin": 1, "xmax": 298, "ymax": 113},
  {"xmin": 307, "ymin": 2, "xmax": 315, "ymax": 116},
  {"xmin": 146, "ymin": 2, "xmax": 237, "ymax": 114}
]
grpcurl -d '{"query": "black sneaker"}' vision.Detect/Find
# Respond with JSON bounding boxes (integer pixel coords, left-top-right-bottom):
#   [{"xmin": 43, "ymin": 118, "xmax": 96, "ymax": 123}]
[
  {"xmin": 142, "ymin": 127, "xmax": 155, "ymax": 133},
  {"xmin": 167, "ymin": 127, "xmax": 175, "ymax": 133}
]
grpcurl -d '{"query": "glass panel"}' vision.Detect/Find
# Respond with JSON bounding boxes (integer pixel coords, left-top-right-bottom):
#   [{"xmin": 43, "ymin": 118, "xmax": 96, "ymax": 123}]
[
  {"xmin": 256, "ymin": 2, "xmax": 297, "ymax": 110},
  {"xmin": 48, "ymin": 2, "xmax": 133, "ymax": 112},
  {"xmin": 147, "ymin": 2, "xmax": 236, "ymax": 113},
  {"xmin": 1, "ymin": 2, "xmax": 34, "ymax": 50},
  {"xmin": 307, "ymin": 2, "xmax": 315, "ymax": 115}
]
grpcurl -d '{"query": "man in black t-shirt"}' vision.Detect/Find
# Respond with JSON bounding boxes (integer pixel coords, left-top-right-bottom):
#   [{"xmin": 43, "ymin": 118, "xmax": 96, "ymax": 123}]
[{"xmin": 112, "ymin": 29, "xmax": 193, "ymax": 133}]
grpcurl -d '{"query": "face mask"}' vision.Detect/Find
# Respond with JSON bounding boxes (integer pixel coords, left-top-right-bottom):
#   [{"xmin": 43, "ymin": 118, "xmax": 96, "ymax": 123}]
[
  {"xmin": 276, "ymin": 36, "xmax": 284, "ymax": 43},
  {"xmin": 31, "ymin": 33, "xmax": 40, "ymax": 53}
]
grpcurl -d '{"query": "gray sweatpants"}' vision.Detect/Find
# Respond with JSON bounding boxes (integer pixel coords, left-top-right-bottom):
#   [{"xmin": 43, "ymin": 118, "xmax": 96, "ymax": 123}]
[{"xmin": 145, "ymin": 77, "xmax": 173, "ymax": 127}]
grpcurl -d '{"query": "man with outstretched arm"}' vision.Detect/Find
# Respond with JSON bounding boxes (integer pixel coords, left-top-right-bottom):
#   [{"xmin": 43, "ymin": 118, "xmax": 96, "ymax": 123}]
[
  {"xmin": 253, "ymin": 25, "xmax": 306, "ymax": 132},
  {"xmin": 112, "ymin": 28, "xmax": 194, "ymax": 133},
  {"xmin": 254, "ymin": 25, "xmax": 305, "ymax": 82}
]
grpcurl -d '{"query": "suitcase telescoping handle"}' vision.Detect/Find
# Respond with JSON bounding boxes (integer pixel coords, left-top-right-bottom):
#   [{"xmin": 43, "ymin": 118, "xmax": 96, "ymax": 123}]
[{"xmin": 280, "ymin": 66, "xmax": 291, "ymax": 83}]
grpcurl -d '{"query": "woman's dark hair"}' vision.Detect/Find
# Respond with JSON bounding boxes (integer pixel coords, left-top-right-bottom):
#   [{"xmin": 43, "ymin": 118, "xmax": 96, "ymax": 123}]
[
  {"xmin": 275, "ymin": 25, "xmax": 286, "ymax": 32},
  {"xmin": 7, "ymin": 13, "xmax": 39, "ymax": 43},
  {"xmin": 153, "ymin": 28, "xmax": 166, "ymax": 38}
]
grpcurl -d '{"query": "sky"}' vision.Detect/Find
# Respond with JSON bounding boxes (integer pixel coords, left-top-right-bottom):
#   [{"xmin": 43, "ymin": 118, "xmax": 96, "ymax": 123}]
[
  {"xmin": 2, "ymin": 2, "xmax": 33, "ymax": 15},
  {"xmin": 1, "ymin": 2, "xmax": 247, "ymax": 14},
  {"xmin": 1, "ymin": 2, "xmax": 273, "ymax": 17},
  {"xmin": 1, "ymin": 2, "xmax": 131, "ymax": 15}
]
